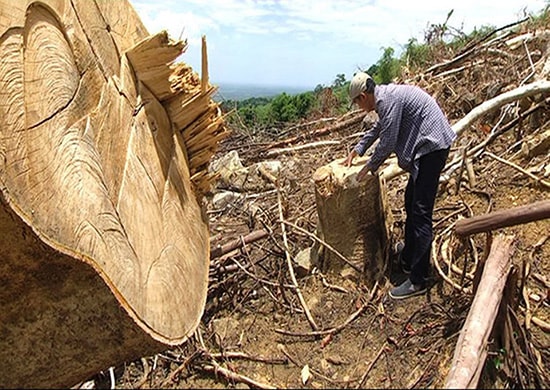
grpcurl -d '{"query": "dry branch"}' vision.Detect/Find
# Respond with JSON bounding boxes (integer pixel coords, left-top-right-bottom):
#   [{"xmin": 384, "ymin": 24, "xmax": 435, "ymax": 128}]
[
  {"xmin": 455, "ymin": 200, "xmax": 550, "ymax": 237},
  {"xmin": 444, "ymin": 234, "xmax": 515, "ymax": 389},
  {"xmin": 260, "ymin": 113, "xmax": 365, "ymax": 153},
  {"xmin": 210, "ymin": 229, "xmax": 269, "ymax": 260},
  {"xmin": 277, "ymin": 188, "xmax": 319, "ymax": 330}
]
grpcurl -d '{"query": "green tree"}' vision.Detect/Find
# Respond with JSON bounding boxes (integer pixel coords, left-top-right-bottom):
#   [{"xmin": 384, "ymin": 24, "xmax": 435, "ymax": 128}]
[
  {"xmin": 332, "ymin": 74, "xmax": 346, "ymax": 88},
  {"xmin": 376, "ymin": 46, "xmax": 400, "ymax": 84},
  {"xmin": 294, "ymin": 92, "xmax": 314, "ymax": 118},
  {"xmin": 271, "ymin": 93, "xmax": 298, "ymax": 123}
]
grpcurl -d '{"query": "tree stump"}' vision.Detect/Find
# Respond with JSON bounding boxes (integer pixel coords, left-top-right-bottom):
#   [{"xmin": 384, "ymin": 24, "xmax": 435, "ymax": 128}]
[
  {"xmin": 0, "ymin": 0, "xmax": 228, "ymax": 387},
  {"xmin": 313, "ymin": 157, "xmax": 390, "ymax": 286}
]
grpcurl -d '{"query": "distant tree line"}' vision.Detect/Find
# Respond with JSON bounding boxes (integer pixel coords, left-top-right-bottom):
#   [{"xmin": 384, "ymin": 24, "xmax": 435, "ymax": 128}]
[{"xmin": 221, "ymin": 7, "xmax": 549, "ymax": 132}]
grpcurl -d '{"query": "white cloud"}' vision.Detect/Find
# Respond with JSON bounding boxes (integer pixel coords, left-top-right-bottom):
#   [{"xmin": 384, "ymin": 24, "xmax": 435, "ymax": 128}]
[
  {"xmin": 132, "ymin": 0, "xmax": 546, "ymax": 48},
  {"xmin": 129, "ymin": 0, "xmax": 548, "ymax": 86}
]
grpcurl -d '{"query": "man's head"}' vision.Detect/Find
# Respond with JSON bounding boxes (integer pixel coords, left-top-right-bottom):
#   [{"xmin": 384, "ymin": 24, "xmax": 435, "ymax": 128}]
[{"xmin": 349, "ymin": 72, "xmax": 376, "ymax": 112}]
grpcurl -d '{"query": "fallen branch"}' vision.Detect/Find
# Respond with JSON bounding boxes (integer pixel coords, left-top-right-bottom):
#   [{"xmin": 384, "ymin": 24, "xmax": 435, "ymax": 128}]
[
  {"xmin": 453, "ymin": 80, "xmax": 550, "ymax": 137},
  {"xmin": 455, "ymin": 200, "xmax": 550, "ymax": 237},
  {"xmin": 274, "ymin": 281, "xmax": 379, "ymax": 337},
  {"xmin": 260, "ymin": 112, "xmax": 365, "ymax": 152},
  {"xmin": 201, "ymin": 362, "xmax": 276, "ymax": 389},
  {"xmin": 444, "ymin": 234, "xmax": 515, "ymax": 389},
  {"xmin": 263, "ymin": 140, "xmax": 341, "ymax": 158},
  {"xmin": 277, "ymin": 188, "xmax": 319, "ymax": 331},
  {"xmin": 281, "ymin": 219, "xmax": 362, "ymax": 273},
  {"xmin": 484, "ymin": 151, "xmax": 550, "ymax": 189},
  {"xmin": 356, "ymin": 343, "xmax": 386, "ymax": 389},
  {"xmin": 210, "ymin": 229, "xmax": 269, "ymax": 260}
]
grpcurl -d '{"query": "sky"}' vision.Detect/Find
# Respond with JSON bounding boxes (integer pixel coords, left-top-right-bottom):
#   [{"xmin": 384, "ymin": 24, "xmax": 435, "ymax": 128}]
[{"xmin": 130, "ymin": 0, "xmax": 547, "ymax": 89}]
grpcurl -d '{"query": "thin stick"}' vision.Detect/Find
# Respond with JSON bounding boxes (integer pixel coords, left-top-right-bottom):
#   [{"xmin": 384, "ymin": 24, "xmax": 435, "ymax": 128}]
[
  {"xmin": 201, "ymin": 363, "xmax": 276, "ymax": 389},
  {"xmin": 281, "ymin": 219, "xmax": 362, "ymax": 273},
  {"xmin": 274, "ymin": 289, "xmax": 374, "ymax": 337},
  {"xmin": 484, "ymin": 151, "xmax": 550, "ymax": 189},
  {"xmin": 277, "ymin": 344, "xmax": 360, "ymax": 385},
  {"xmin": 277, "ymin": 188, "xmax": 319, "ymax": 330},
  {"xmin": 209, "ymin": 351, "xmax": 288, "ymax": 364},
  {"xmin": 356, "ymin": 343, "xmax": 386, "ymax": 389}
]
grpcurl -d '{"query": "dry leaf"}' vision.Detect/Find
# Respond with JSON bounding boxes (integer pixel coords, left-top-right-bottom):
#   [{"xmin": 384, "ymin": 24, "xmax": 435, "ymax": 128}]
[
  {"xmin": 301, "ymin": 364, "xmax": 311, "ymax": 385},
  {"xmin": 320, "ymin": 334, "xmax": 332, "ymax": 348}
]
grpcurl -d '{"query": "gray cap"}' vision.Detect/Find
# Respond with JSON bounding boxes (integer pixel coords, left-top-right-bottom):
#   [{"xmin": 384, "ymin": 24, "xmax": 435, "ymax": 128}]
[{"xmin": 349, "ymin": 72, "xmax": 373, "ymax": 100}]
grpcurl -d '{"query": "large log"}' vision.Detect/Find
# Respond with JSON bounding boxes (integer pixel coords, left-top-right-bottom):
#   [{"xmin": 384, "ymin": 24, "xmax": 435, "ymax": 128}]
[
  {"xmin": 444, "ymin": 234, "xmax": 515, "ymax": 389},
  {"xmin": 455, "ymin": 200, "xmax": 550, "ymax": 237},
  {"xmin": 312, "ymin": 157, "xmax": 390, "ymax": 286},
  {"xmin": 0, "ymin": 0, "xmax": 227, "ymax": 388}
]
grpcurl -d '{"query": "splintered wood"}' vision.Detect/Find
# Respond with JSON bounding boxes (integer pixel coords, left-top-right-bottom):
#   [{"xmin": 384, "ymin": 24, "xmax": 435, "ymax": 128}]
[
  {"xmin": 0, "ymin": 0, "xmax": 227, "ymax": 388},
  {"xmin": 313, "ymin": 157, "xmax": 390, "ymax": 287}
]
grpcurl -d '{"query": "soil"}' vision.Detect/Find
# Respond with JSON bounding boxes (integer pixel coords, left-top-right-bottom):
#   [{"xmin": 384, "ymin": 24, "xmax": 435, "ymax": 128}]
[{"xmin": 83, "ymin": 21, "xmax": 550, "ymax": 390}]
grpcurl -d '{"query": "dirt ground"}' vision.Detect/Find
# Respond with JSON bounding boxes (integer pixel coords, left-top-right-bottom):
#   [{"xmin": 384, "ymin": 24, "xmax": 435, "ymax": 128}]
[{"xmin": 82, "ymin": 20, "xmax": 550, "ymax": 389}]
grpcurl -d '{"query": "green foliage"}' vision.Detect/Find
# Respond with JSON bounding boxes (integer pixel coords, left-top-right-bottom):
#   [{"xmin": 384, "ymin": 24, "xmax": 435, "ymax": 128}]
[
  {"xmin": 528, "ymin": 3, "xmax": 550, "ymax": 26},
  {"xmin": 402, "ymin": 38, "xmax": 433, "ymax": 71},
  {"xmin": 377, "ymin": 47, "xmax": 401, "ymax": 83},
  {"xmin": 222, "ymin": 90, "xmax": 318, "ymax": 130}
]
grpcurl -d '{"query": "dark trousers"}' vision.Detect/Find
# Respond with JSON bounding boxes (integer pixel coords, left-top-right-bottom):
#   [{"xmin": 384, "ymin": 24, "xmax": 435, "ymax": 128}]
[{"xmin": 402, "ymin": 148, "xmax": 450, "ymax": 285}]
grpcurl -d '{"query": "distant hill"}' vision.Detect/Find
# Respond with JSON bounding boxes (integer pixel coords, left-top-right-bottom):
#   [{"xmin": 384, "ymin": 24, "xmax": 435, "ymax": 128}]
[{"xmin": 212, "ymin": 82, "xmax": 312, "ymax": 101}]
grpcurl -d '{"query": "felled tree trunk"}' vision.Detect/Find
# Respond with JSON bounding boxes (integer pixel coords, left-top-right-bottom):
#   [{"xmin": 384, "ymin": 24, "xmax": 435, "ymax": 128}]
[
  {"xmin": 455, "ymin": 200, "xmax": 550, "ymax": 237},
  {"xmin": 313, "ymin": 157, "xmax": 390, "ymax": 286},
  {"xmin": 444, "ymin": 234, "xmax": 515, "ymax": 389},
  {"xmin": 0, "ymin": 0, "xmax": 227, "ymax": 388}
]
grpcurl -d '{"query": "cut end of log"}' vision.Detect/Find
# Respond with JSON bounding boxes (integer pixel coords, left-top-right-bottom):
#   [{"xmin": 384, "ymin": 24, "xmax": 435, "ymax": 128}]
[
  {"xmin": 313, "ymin": 156, "xmax": 370, "ymax": 197},
  {"xmin": 0, "ymin": 0, "xmax": 229, "ymax": 387}
]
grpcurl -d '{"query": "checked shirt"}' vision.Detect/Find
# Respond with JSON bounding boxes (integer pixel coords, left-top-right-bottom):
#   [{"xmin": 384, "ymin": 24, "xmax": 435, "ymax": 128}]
[{"xmin": 354, "ymin": 84, "xmax": 456, "ymax": 179}]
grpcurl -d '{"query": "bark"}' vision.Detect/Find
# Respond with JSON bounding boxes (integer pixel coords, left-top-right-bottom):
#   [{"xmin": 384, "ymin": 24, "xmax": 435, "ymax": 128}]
[
  {"xmin": 521, "ymin": 128, "xmax": 550, "ymax": 159},
  {"xmin": 444, "ymin": 234, "xmax": 515, "ymax": 389},
  {"xmin": 455, "ymin": 200, "xmax": 550, "ymax": 237},
  {"xmin": 313, "ymin": 157, "xmax": 390, "ymax": 286},
  {"xmin": 0, "ymin": 0, "xmax": 227, "ymax": 387}
]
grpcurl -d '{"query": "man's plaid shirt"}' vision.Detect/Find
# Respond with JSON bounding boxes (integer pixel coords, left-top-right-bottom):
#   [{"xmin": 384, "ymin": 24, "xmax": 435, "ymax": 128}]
[{"xmin": 354, "ymin": 84, "xmax": 456, "ymax": 178}]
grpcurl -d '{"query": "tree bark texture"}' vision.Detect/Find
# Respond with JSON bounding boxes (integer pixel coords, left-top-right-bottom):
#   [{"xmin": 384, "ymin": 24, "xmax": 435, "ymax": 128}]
[
  {"xmin": 455, "ymin": 200, "xmax": 550, "ymax": 237},
  {"xmin": 444, "ymin": 234, "xmax": 515, "ymax": 389},
  {"xmin": 313, "ymin": 157, "xmax": 391, "ymax": 287},
  {"xmin": 0, "ymin": 0, "xmax": 227, "ymax": 387}
]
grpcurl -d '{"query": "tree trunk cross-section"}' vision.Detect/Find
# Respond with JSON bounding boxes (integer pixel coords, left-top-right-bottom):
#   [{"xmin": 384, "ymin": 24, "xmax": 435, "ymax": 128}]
[{"xmin": 0, "ymin": 0, "xmax": 228, "ymax": 387}]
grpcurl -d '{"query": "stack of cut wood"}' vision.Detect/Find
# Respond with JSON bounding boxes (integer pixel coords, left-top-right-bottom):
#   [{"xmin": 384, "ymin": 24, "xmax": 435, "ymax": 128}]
[{"xmin": 0, "ymin": 0, "xmax": 227, "ymax": 388}]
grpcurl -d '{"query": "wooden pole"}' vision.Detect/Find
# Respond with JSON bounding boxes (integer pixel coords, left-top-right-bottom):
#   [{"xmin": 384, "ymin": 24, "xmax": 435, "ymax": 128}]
[
  {"xmin": 444, "ymin": 234, "xmax": 514, "ymax": 389},
  {"xmin": 455, "ymin": 200, "xmax": 550, "ymax": 237}
]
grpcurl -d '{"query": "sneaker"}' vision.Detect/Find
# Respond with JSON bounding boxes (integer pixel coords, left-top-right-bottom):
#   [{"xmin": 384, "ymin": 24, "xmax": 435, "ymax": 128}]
[
  {"xmin": 394, "ymin": 241, "xmax": 411, "ymax": 274},
  {"xmin": 389, "ymin": 279, "xmax": 426, "ymax": 300}
]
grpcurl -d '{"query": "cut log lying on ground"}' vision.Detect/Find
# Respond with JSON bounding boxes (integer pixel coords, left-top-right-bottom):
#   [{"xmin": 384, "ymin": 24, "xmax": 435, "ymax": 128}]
[
  {"xmin": 455, "ymin": 200, "xmax": 550, "ymax": 237},
  {"xmin": 444, "ymin": 234, "xmax": 515, "ymax": 389},
  {"xmin": 0, "ymin": 0, "xmax": 227, "ymax": 388}
]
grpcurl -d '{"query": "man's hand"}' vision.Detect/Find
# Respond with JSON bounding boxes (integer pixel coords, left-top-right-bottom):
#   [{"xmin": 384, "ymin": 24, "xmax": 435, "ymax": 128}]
[
  {"xmin": 356, "ymin": 165, "xmax": 371, "ymax": 181},
  {"xmin": 341, "ymin": 150, "xmax": 358, "ymax": 167}
]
